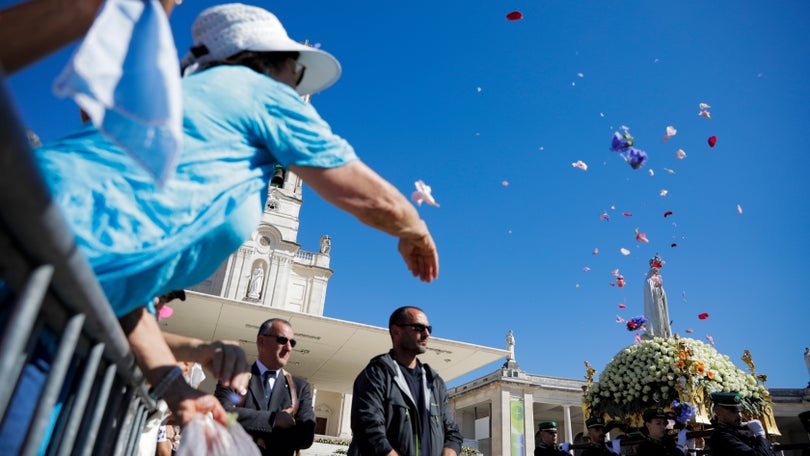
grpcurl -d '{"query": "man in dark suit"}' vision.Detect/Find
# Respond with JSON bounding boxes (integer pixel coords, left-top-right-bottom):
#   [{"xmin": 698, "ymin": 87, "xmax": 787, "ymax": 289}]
[{"xmin": 215, "ymin": 318, "xmax": 315, "ymax": 456}]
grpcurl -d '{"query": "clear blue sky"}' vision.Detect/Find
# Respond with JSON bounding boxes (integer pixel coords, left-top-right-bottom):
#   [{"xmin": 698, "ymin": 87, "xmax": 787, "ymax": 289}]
[{"xmin": 4, "ymin": 0, "xmax": 809, "ymax": 388}]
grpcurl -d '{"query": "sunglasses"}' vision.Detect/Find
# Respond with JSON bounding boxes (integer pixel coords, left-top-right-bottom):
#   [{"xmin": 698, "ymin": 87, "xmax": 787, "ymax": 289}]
[
  {"xmin": 396, "ymin": 323, "xmax": 432, "ymax": 334},
  {"xmin": 262, "ymin": 334, "xmax": 297, "ymax": 348}
]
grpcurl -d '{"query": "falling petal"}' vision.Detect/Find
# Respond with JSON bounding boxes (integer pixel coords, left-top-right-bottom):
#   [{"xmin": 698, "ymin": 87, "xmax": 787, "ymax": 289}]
[
  {"xmin": 649, "ymin": 169, "xmax": 655, "ymax": 176},
  {"xmin": 698, "ymin": 312, "xmax": 710, "ymax": 320},
  {"xmin": 616, "ymin": 315, "xmax": 626, "ymax": 323},
  {"xmin": 708, "ymin": 136, "xmax": 717, "ymax": 148},
  {"xmin": 634, "ymin": 333, "xmax": 642, "ymax": 344},
  {"xmin": 575, "ymin": 283, "xmax": 580, "ymax": 288},
  {"xmin": 610, "ymin": 269, "xmax": 619, "ymax": 276},
  {"xmin": 609, "ymin": 282, "xmax": 615, "ymax": 287},
  {"xmin": 506, "ymin": 11, "xmax": 523, "ymax": 20},
  {"xmin": 676, "ymin": 149, "xmax": 687, "ymax": 159},
  {"xmin": 699, "ymin": 103, "xmax": 711, "ymax": 110},
  {"xmin": 476, "ymin": 87, "xmax": 482, "ymax": 93},
  {"xmin": 634, "ymin": 228, "xmax": 649, "ymax": 243},
  {"xmin": 706, "ymin": 335, "xmax": 715, "ymax": 346},
  {"xmin": 664, "ymin": 211, "xmax": 673, "ymax": 218},
  {"xmin": 737, "ymin": 204, "xmax": 743, "ymax": 214},
  {"xmin": 623, "ymin": 213, "xmax": 633, "ymax": 217},
  {"xmin": 662, "ymin": 125, "xmax": 677, "ymax": 142},
  {"xmin": 501, "ymin": 180, "xmax": 509, "ymax": 187},
  {"xmin": 411, "ymin": 180, "xmax": 440, "ymax": 207},
  {"xmin": 660, "ymin": 189, "xmax": 668, "ymax": 197},
  {"xmin": 671, "ymin": 243, "xmax": 677, "ymax": 248},
  {"xmin": 685, "ymin": 329, "xmax": 694, "ymax": 334},
  {"xmin": 618, "ymin": 304, "xmax": 627, "ymax": 309},
  {"xmin": 664, "ymin": 168, "xmax": 676, "ymax": 174},
  {"xmin": 592, "ymin": 248, "xmax": 599, "ymax": 255},
  {"xmin": 616, "ymin": 275, "xmax": 626, "ymax": 288},
  {"xmin": 583, "ymin": 267, "xmax": 591, "ymax": 272},
  {"xmin": 572, "ymin": 160, "xmax": 588, "ymax": 171},
  {"xmin": 620, "ymin": 247, "xmax": 631, "ymax": 255},
  {"xmin": 600, "ymin": 112, "xmax": 605, "ymax": 117},
  {"xmin": 698, "ymin": 110, "xmax": 712, "ymax": 120},
  {"xmin": 600, "ymin": 212, "xmax": 610, "ymax": 221},
  {"xmin": 577, "ymin": 72, "xmax": 584, "ymax": 78},
  {"xmin": 157, "ymin": 305, "xmax": 174, "ymax": 319},
  {"xmin": 610, "ymin": 205, "xmax": 616, "ymax": 210}
]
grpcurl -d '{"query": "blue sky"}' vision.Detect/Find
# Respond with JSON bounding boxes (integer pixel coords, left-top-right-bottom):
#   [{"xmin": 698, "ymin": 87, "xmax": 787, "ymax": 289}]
[{"xmin": 4, "ymin": 0, "xmax": 809, "ymax": 389}]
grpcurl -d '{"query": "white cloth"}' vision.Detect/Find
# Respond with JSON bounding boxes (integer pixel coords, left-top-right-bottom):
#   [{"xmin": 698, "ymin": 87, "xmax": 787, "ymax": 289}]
[
  {"xmin": 643, "ymin": 268, "xmax": 671, "ymax": 338},
  {"xmin": 53, "ymin": 0, "xmax": 182, "ymax": 186}
]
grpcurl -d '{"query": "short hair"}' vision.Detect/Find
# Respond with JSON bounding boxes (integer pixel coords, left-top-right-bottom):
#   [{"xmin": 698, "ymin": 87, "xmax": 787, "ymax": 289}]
[
  {"xmin": 205, "ymin": 51, "xmax": 299, "ymax": 76},
  {"xmin": 388, "ymin": 306, "xmax": 425, "ymax": 328},
  {"xmin": 257, "ymin": 318, "xmax": 291, "ymax": 337}
]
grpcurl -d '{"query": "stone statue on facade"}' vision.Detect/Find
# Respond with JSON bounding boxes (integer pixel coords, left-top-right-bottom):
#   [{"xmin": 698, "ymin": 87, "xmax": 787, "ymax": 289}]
[
  {"xmin": 805, "ymin": 347, "xmax": 810, "ymax": 387},
  {"xmin": 643, "ymin": 254, "xmax": 671, "ymax": 338},
  {"xmin": 247, "ymin": 263, "xmax": 265, "ymax": 300},
  {"xmin": 320, "ymin": 235, "xmax": 331, "ymax": 255},
  {"xmin": 506, "ymin": 330, "xmax": 516, "ymax": 361}
]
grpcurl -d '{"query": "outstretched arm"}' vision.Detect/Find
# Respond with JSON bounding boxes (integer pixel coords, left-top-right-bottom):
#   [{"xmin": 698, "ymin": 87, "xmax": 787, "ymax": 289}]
[
  {"xmin": 0, "ymin": 0, "xmax": 177, "ymax": 74},
  {"xmin": 162, "ymin": 331, "xmax": 250, "ymax": 392},
  {"xmin": 290, "ymin": 161, "xmax": 438, "ymax": 282}
]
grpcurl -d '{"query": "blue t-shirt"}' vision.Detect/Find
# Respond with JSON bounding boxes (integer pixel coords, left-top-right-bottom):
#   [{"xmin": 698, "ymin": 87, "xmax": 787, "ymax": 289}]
[{"xmin": 34, "ymin": 65, "xmax": 358, "ymax": 317}]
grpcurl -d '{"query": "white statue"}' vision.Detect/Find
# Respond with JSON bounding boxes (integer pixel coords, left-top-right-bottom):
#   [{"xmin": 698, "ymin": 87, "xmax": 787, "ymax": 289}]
[
  {"xmin": 804, "ymin": 347, "xmax": 810, "ymax": 379},
  {"xmin": 506, "ymin": 330, "xmax": 516, "ymax": 361},
  {"xmin": 320, "ymin": 235, "xmax": 331, "ymax": 255},
  {"xmin": 247, "ymin": 264, "xmax": 265, "ymax": 299},
  {"xmin": 643, "ymin": 255, "xmax": 671, "ymax": 338}
]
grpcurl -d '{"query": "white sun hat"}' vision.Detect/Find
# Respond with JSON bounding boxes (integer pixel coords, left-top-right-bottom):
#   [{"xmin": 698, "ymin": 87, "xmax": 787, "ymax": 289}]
[{"xmin": 180, "ymin": 3, "xmax": 341, "ymax": 95}]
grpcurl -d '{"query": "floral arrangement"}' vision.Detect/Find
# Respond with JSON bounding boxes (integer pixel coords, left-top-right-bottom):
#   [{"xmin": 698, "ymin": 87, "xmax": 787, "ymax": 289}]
[
  {"xmin": 583, "ymin": 337, "xmax": 769, "ymax": 423},
  {"xmin": 670, "ymin": 400, "xmax": 696, "ymax": 424},
  {"xmin": 626, "ymin": 316, "xmax": 648, "ymax": 332},
  {"xmin": 461, "ymin": 447, "xmax": 484, "ymax": 456},
  {"xmin": 611, "ymin": 126, "xmax": 648, "ymax": 169}
]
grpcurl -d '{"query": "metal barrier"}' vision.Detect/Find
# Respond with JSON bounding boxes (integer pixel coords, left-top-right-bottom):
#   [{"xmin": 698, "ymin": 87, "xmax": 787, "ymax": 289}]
[{"xmin": 0, "ymin": 73, "xmax": 156, "ymax": 455}]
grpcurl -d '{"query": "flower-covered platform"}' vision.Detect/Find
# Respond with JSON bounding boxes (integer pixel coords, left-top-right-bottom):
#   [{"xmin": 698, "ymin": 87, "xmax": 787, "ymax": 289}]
[{"xmin": 582, "ymin": 336, "xmax": 779, "ymax": 433}]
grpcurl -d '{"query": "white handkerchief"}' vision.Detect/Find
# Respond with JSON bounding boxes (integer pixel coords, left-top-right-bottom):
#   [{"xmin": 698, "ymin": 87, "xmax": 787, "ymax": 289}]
[{"xmin": 53, "ymin": 0, "xmax": 182, "ymax": 186}]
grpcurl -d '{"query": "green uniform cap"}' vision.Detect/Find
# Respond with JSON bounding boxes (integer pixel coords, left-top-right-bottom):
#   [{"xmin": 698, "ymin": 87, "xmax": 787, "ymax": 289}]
[
  {"xmin": 642, "ymin": 407, "xmax": 668, "ymax": 422},
  {"xmin": 586, "ymin": 416, "xmax": 606, "ymax": 429},
  {"xmin": 710, "ymin": 392, "xmax": 743, "ymax": 411},
  {"xmin": 537, "ymin": 421, "xmax": 558, "ymax": 432}
]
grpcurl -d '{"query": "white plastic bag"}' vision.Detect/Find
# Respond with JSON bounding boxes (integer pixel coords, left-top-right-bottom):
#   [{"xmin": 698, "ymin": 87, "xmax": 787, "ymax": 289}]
[{"xmin": 176, "ymin": 413, "xmax": 260, "ymax": 456}]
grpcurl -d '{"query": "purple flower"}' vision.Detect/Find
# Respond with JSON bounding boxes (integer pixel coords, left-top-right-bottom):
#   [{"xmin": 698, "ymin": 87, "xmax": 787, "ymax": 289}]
[
  {"xmin": 671, "ymin": 400, "xmax": 696, "ymax": 423},
  {"xmin": 625, "ymin": 147, "xmax": 647, "ymax": 169},
  {"xmin": 611, "ymin": 131, "xmax": 634, "ymax": 152},
  {"xmin": 626, "ymin": 315, "xmax": 648, "ymax": 331}
]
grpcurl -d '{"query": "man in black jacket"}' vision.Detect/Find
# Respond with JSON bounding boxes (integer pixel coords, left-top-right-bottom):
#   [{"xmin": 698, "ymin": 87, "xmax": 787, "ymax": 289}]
[
  {"xmin": 349, "ymin": 306, "xmax": 463, "ymax": 456},
  {"xmin": 708, "ymin": 392, "xmax": 776, "ymax": 456},
  {"xmin": 534, "ymin": 421, "xmax": 568, "ymax": 456},
  {"xmin": 215, "ymin": 318, "xmax": 315, "ymax": 456}
]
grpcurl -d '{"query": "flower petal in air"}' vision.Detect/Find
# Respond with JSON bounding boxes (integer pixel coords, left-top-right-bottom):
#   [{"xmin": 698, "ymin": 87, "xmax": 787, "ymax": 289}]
[
  {"xmin": 676, "ymin": 149, "xmax": 687, "ymax": 159},
  {"xmin": 664, "ymin": 211, "xmax": 673, "ymax": 218},
  {"xmin": 583, "ymin": 267, "xmax": 591, "ymax": 272},
  {"xmin": 506, "ymin": 11, "xmax": 523, "ymax": 20},
  {"xmin": 572, "ymin": 160, "xmax": 588, "ymax": 171},
  {"xmin": 620, "ymin": 247, "xmax": 631, "ymax": 256},
  {"xmin": 708, "ymin": 136, "xmax": 717, "ymax": 148},
  {"xmin": 616, "ymin": 315, "xmax": 626, "ymax": 323},
  {"xmin": 616, "ymin": 275, "xmax": 626, "ymax": 288},
  {"xmin": 634, "ymin": 228, "xmax": 649, "ymax": 243},
  {"xmin": 699, "ymin": 103, "xmax": 711, "ymax": 110},
  {"xmin": 698, "ymin": 110, "xmax": 711, "ymax": 120},
  {"xmin": 623, "ymin": 213, "xmax": 633, "ymax": 217},
  {"xmin": 600, "ymin": 212, "xmax": 610, "ymax": 221},
  {"xmin": 660, "ymin": 189, "xmax": 668, "ymax": 197},
  {"xmin": 706, "ymin": 335, "xmax": 715, "ymax": 346},
  {"xmin": 662, "ymin": 125, "xmax": 677, "ymax": 142},
  {"xmin": 618, "ymin": 303, "xmax": 627, "ymax": 309},
  {"xmin": 592, "ymin": 248, "xmax": 599, "ymax": 255},
  {"xmin": 411, "ymin": 179, "xmax": 440, "ymax": 207},
  {"xmin": 737, "ymin": 204, "xmax": 743, "ymax": 214},
  {"xmin": 698, "ymin": 312, "xmax": 710, "ymax": 320}
]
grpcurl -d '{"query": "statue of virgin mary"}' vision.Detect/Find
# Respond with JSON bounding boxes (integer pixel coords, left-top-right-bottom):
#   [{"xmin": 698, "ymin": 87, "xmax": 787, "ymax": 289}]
[{"xmin": 643, "ymin": 254, "xmax": 671, "ymax": 338}]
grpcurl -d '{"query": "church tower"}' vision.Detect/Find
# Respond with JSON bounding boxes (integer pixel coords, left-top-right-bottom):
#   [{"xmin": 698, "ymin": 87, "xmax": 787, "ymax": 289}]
[{"xmin": 189, "ymin": 168, "xmax": 333, "ymax": 316}]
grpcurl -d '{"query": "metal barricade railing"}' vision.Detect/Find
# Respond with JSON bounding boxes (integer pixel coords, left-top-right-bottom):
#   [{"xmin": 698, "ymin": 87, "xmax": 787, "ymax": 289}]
[{"xmin": 0, "ymin": 72, "xmax": 157, "ymax": 455}]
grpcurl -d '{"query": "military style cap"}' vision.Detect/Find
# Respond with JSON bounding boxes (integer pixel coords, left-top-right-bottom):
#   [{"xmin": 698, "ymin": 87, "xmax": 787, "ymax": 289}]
[
  {"xmin": 586, "ymin": 416, "xmax": 606, "ymax": 429},
  {"xmin": 537, "ymin": 421, "xmax": 558, "ymax": 432},
  {"xmin": 642, "ymin": 408, "xmax": 668, "ymax": 422},
  {"xmin": 711, "ymin": 392, "xmax": 743, "ymax": 411}
]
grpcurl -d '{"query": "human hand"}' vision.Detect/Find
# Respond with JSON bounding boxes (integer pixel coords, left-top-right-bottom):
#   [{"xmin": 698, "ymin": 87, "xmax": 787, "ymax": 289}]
[
  {"xmin": 610, "ymin": 439, "xmax": 621, "ymax": 454},
  {"xmin": 165, "ymin": 386, "xmax": 228, "ymax": 427},
  {"xmin": 745, "ymin": 419, "xmax": 765, "ymax": 438},
  {"xmin": 197, "ymin": 340, "xmax": 250, "ymax": 392},
  {"xmin": 398, "ymin": 232, "xmax": 439, "ymax": 282},
  {"xmin": 560, "ymin": 442, "xmax": 570, "ymax": 452},
  {"xmin": 273, "ymin": 410, "xmax": 296, "ymax": 429},
  {"xmin": 677, "ymin": 429, "xmax": 687, "ymax": 447}
]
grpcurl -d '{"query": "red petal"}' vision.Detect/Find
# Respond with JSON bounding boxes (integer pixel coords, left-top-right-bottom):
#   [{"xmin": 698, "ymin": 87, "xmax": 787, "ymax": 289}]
[
  {"xmin": 506, "ymin": 11, "xmax": 523, "ymax": 20},
  {"xmin": 663, "ymin": 211, "xmax": 673, "ymax": 218},
  {"xmin": 698, "ymin": 312, "xmax": 710, "ymax": 320},
  {"xmin": 623, "ymin": 213, "xmax": 633, "ymax": 217},
  {"xmin": 618, "ymin": 303, "xmax": 627, "ymax": 308},
  {"xmin": 671, "ymin": 243, "xmax": 678, "ymax": 248},
  {"xmin": 708, "ymin": 136, "xmax": 717, "ymax": 148}
]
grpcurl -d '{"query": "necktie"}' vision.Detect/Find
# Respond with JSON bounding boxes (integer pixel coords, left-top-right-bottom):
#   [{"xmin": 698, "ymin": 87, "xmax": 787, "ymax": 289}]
[{"xmin": 264, "ymin": 370, "xmax": 276, "ymax": 402}]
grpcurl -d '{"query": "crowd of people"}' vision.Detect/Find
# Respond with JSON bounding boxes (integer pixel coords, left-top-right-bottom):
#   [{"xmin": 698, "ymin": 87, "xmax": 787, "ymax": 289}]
[{"xmin": 1, "ymin": 1, "xmax": 808, "ymax": 455}]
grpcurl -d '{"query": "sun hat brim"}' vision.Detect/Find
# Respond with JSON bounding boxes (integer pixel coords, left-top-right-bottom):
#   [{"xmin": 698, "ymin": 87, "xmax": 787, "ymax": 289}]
[{"xmin": 183, "ymin": 3, "xmax": 341, "ymax": 95}]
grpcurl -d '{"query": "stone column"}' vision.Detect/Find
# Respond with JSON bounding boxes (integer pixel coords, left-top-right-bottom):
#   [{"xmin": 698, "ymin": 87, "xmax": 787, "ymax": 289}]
[
  {"xmin": 337, "ymin": 392, "xmax": 353, "ymax": 438},
  {"xmin": 492, "ymin": 390, "xmax": 510, "ymax": 456},
  {"xmin": 563, "ymin": 405, "xmax": 573, "ymax": 444},
  {"xmin": 524, "ymin": 392, "xmax": 535, "ymax": 454}
]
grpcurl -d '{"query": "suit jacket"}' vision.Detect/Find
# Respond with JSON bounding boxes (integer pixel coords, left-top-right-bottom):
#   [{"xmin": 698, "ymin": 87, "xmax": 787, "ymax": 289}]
[{"xmin": 215, "ymin": 362, "xmax": 315, "ymax": 456}]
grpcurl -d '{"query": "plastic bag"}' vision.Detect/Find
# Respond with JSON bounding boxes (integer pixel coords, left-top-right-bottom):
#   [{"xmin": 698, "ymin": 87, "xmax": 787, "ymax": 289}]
[{"xmin": 176, "ymin": 413, "xmax": 260, "ymax": 456}]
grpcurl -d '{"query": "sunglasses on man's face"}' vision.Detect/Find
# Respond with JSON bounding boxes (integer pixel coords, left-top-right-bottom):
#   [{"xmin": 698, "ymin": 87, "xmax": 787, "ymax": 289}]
[
  {"xmin": 396, "ymin": 323, "xmax": 432, "ymax": 335},
  {"xmin": 262, "ymin": 334, "xmax": 297, "ymax": 348}
]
